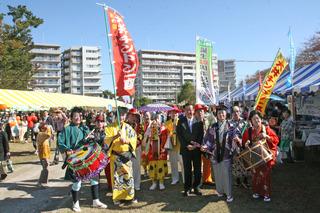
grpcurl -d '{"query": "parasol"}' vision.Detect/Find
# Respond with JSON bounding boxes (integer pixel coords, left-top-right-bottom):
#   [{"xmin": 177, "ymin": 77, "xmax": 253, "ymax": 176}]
[{"xmin": 139, "ymin": 103, "xmax": 173, "ymax": 112}]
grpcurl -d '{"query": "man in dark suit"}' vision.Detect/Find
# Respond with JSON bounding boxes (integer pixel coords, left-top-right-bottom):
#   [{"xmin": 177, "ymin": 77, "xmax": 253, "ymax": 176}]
[{"xmin": 177, "ymin": 103, "xmax": 204, "ymax": 196}]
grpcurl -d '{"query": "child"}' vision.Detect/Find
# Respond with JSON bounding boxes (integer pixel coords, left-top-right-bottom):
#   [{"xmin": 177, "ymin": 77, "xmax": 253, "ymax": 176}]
[
  {"xmin": 37, "ymin": 122, "xmax": 51, "ymax": 187},
  {"xmin": 144, "ymin": 117, "xmax": 168, "ymax": 190}
]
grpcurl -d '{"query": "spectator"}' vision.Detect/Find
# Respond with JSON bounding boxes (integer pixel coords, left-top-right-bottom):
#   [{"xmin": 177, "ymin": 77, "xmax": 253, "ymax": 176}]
[
  {"xmin": 0, "ymin": 122, "xmax": 10, "ymax": 180},
  {"xmin": 37, "ymin": 123, "xmax": 51, "ymax": 187}
]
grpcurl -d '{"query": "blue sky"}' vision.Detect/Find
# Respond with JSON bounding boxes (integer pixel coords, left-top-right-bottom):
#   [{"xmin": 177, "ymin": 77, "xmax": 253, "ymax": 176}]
[{"xmin": 1, "ymin": 0, "xmax": 320, "ymax": 91}]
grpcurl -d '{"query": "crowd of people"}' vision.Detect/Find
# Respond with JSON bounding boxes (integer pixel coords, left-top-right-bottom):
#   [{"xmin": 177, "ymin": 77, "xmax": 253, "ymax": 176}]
[{"xmin": 0, "ymin": 102, "xmax": 294, "ymax": 212}]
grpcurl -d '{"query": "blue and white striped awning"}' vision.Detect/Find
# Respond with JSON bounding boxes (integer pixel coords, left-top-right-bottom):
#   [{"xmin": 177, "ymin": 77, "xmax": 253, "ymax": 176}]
[
  {"xmin": 275, "ymin": 63, "xmax": 320, "ymax": 94},
  {"xmin": 218, "ymin": 91, "xmax": 229, "ymax": 102},
  {"xmin": 310, "ymin": 81, "xmax": 320, "ymax": 93},
  {"xmin": 231, "ymin": 62, "xmax": 320, "ymax": 101}
]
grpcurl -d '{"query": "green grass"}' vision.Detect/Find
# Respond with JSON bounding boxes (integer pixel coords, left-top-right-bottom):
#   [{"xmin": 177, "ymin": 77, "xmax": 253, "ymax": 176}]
[{"xmin": 9, "ymin": 143, "xmax": 320, "ymax": 213}]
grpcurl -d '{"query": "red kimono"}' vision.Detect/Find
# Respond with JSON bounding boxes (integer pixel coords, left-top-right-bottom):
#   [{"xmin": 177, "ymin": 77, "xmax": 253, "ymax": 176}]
[
  {"xmin": 147, "ymin": 125, "xmax": 168, "ymax": 161},
  {"xmin": 242, "ymin": 125, "xmax": 279, "ymax": 197}
]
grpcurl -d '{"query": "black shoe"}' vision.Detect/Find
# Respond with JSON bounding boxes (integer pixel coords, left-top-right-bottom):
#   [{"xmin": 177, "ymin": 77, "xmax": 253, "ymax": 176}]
[
  {"xmin": 0, "ymin": 174, "xmax": 7, "ymax": 180},
  {"xmin": 183, "ymin": 190, "xmax": 191, "ymax": 197},
  {"xmin": 50, "ymin": 161, "xmax": 59, "ymax": 166},
  {"xmin": 193, "ymin": 189, "xmax": 202, "ymax": 196}
]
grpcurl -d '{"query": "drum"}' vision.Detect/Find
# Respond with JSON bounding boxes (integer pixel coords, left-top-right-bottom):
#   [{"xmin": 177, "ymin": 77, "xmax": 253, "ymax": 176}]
[
  {"xmin": 66, "ymin": 143, "xmax": 109, "ymax": 181},
  {"xmin": 237, "ymin": 139, "xmax": 273, "ymax": 170}
]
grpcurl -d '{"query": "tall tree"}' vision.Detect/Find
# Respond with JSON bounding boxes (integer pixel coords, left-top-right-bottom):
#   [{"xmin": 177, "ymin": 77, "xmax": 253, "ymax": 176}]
[
  {"xmin": 244, "ymin": 68, "xmax": 269, "ymax": 85},
  {"xmin": 102, "ymin": 89, "xmax": 114, "ymax": 99},
  {"xmin": 134, "ymin": 96, "xmax": 152, "ymax": 108},
  {"xmin": 177, "ymin": 82, "xmax": 196, "ymax": 104},
  {"xmin": 0, "ymin": 5, "xmax": 43, "ymax": 90},
  {"xmin": 296, "ymin": 31, "xmax": 320, "ymax": 68}
]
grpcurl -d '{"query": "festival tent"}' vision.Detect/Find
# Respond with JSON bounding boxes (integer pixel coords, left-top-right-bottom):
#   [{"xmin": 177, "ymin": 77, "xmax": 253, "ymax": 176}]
[
  {"xmin": 0, "ymin": 89, "xmax": 131, "ymax": 110},
  {"xmin": 310, "ymin": 81, "xmax": 320, "ymax": 93},
  {"xmin": 230, "ymin": 62, "xmax": 320, "ymax": 101}
]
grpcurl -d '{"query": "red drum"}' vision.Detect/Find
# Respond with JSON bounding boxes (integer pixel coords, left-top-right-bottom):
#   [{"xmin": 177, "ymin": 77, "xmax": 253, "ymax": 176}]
[
  {"xmin": 237, "ymin": 139, "xmax": 273, "ymax": 170},
  {"xmin": 67, "ymin": 143, "xmax": 109, "ymax": 181}
]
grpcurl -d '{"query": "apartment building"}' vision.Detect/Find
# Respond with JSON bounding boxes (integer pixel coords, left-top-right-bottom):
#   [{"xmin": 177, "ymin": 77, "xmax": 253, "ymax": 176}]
[
  {"xmin": 61, "ymin": 46, "xmax": 102, "ymax": 96},
  {"xmin": 218, "ymin": 59, "xmax": 236, "ymax": 93},
  {"xmin": 135, "ymin": 50, "xmax": 219, "ymax": 103},
  {"xmin": 30, "ymin": 43, "xmax": 61, "ymax": 93}
]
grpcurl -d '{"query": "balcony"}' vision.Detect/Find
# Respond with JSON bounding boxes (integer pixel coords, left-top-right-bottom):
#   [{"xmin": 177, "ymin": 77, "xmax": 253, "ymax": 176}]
[
  {"xmin": 33, "ymin": 82, "xmax": 60, "ymax": 87},
  {"xmin": 31, "ymin": 49, "xmax": 60, "ymax": 55},
  {"xmin": 141, "ymin": 61, "xmax": 194, "ymax": 67},
  {"xmin": 38, "ymin": 66, "xmax": 61, "ymax": 71},
  {"xmin": 71, "ymin": 52, "xmax": 81, "ymax": 56},
  {"xmin": 83, "ymin": 69, "xmax": 101, "ymax": 73},
  {"xmin": 141, "ymin": 53, "xmax": 195, "ymax": 61},
  {"xmin": 71, "ymin": 75, "xmax": 81, "ymax": 79},
  {"xmin": 84, "ymin": 75, "xmax": 100, "ymax": 79},
  {"xmin": 84, "ymin": 82, "xmax": 101, "ymax": 87},
  {"xmin": 149, "ymin": 96, "xmax": 175, "ymax": 100},
  {"xmin": 141, "ymin": 68, "xmax": 181, "ymax": 74},
  {"xmin": 64, "ymin": 75, "xmax": 70, "ymax": 81},
  {"xmin": 143, "ymin": 89, "xmax": 175, "ymax": 93},
  {"xmin": 183, "ymin": 75, "xmax": 194, "ymax": 80},
  {"xmin": 142, "ymin": 75, "xmax": 180, "ymax": 80},
  {"xmin": 32, "ymin": 57, "xmax": 60, "ymax": 63},
  {"xmin": 84, "ymin": 90, "xmax": 102, "ymax": 95},
  {"xmin": 71, "ymin": 59, "xmax": 81, "ymax": 63},
  {"xmin": 33, "ymin": 75, "xmax": 61, "ymax": 79},
  {"xmin": 142, "ymin": 81, "xmax": 181, "ymax": 86}
]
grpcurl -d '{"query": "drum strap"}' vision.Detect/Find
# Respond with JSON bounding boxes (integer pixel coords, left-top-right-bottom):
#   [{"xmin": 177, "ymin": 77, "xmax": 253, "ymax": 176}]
[
  {"xmin": 248, "ymin": 125, "xmax": 267, "ymax": 147},
  {"xmin": 248, "ymin": 127, "xmax": 252, "ymax": 146}
]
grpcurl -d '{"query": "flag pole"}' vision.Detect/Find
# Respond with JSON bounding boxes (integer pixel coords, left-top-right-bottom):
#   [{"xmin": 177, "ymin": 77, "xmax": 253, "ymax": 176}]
[
  {"xmin": 288, "ymin": 27, "xmax": 297, "ymax": 141},
  {"xmin": 97, "ymin": 3, "xmax": 120, "ymax": 126}
]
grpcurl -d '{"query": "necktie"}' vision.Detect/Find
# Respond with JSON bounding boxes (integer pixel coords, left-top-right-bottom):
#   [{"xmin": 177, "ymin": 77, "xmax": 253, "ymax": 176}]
[{"xmin": 189, "ymin": 119, "xmax": 192, "ymax": 133}]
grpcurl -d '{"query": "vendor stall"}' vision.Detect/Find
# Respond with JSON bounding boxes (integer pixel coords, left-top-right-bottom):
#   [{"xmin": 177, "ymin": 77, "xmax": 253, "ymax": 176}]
[
  {"xmin": 0, "ymin": 89, "xmax": 132, "ymax": 111},
  {"xmin": 294, "ymin": 91, "xmax": 320, "ymax": 163}
]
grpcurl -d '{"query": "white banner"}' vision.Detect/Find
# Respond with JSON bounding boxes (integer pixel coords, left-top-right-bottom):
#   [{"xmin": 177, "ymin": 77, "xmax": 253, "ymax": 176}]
[{"xmin": 195, "ymin": 37, "xmax": 216, "ymax": 105}]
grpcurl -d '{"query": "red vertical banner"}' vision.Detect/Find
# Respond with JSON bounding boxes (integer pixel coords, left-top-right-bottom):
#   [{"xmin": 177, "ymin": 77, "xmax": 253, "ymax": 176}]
[{"xmin": 107, "ymin": 8, "xmax": 139, "ymax": 96}]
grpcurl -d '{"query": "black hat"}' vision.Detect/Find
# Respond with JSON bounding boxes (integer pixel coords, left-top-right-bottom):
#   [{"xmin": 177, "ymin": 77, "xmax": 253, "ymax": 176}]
[
  {"xmin": 216, "ymin": 103, "xmax": 228, "ymax": 111},
  {"xmin": 117, "ymin": 106, "xmax": 128, "ymax": 115}
]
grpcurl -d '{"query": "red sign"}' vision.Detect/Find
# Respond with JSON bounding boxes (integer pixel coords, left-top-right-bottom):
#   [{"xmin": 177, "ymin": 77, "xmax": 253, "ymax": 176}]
[{"xmin": 107, "ymin": 8, "xmax": 139, "ymax": 96}]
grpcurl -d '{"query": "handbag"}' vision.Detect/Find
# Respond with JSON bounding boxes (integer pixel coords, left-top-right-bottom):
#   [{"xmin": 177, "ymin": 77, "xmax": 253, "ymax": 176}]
[
  {"xmin": 0, "ymin": 161, "xmax": 8, "ymax": 175},
  {"xmin": 6, "ymin": 159, "xmax": 14, "ymax": 173}
]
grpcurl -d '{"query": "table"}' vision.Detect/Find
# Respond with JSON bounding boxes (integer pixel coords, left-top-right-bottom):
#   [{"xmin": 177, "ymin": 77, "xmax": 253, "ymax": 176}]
[
  {"xmin": 301, "ymin": 128, "xmax": 320, "ymax": 141},
  {"xmin": 305, "ymin": 133, "xmax": 320, "ymax": 146}
]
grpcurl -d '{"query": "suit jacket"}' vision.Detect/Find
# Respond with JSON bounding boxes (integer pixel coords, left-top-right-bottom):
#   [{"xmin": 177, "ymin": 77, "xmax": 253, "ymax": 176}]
[{"xmin": 177, "ymin": 116, "xmax": 204, "ymax": 154}]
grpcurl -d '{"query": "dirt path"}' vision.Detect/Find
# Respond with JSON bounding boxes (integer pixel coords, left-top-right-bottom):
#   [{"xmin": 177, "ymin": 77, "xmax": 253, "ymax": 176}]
[{"xmin": 0, "ymin": 159, "xmax": 71, "ymax": 213}]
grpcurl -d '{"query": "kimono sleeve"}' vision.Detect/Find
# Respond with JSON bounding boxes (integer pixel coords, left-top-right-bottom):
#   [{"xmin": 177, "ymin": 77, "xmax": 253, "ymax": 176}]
[
  {"xmin": 266, "ymin": 126, "xmax": 279, "ymax": 150},
  {"xmin": 58, "ymin": 127, "xmax": 69, "ymax": 152},
  {"xmin": 202, "ymin": 127, "xmax": 215, "ymax": 152},
  {"xmin": 242, "ymin": 128, "xmax": 250, "ymax": 148},
  {"xmin": 126, "ymin": 124, "xmax": 137, "ymax": 151},
  {"xmin": 104, "ymin": 125, "xmax": 116, "ymax": 148}
]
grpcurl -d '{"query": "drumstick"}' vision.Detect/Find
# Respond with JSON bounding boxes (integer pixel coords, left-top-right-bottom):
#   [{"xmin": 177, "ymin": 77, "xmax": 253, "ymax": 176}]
[{"xmin": 85, "ymin": 129, "xmax": 95, "ymax": 140}]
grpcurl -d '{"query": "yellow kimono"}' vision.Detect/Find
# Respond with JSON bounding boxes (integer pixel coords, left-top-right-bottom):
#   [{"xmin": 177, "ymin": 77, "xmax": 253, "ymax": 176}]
[
  {"xmin": 164, "ymin": 118, "xmax": 181, "ymax": 153},
  {"xmin": 105, "ymin": 122, "xmax": 137, "ymax": 202}
]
